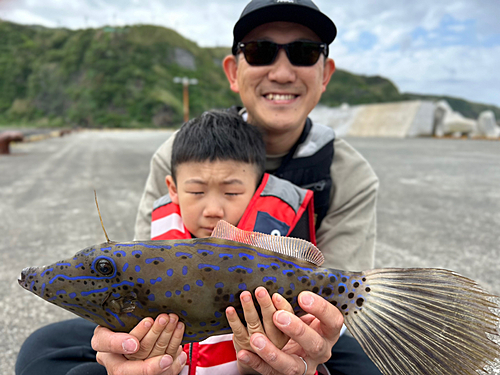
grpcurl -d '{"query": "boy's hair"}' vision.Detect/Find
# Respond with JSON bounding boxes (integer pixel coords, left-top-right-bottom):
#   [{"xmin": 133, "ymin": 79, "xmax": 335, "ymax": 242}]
[{"xmin": 171, "ymin": 110, "xmax": 266, "ymax": 182}]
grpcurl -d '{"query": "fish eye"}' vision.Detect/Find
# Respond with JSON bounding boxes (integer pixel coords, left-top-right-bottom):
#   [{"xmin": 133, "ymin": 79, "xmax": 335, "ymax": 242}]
[{"xmin": 95, "ymin": 259, "xmax": 114, "ymax": 276}]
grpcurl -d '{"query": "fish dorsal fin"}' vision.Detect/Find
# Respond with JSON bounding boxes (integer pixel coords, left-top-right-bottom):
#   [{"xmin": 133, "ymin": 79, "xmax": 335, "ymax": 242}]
[{"xmin": 210, "ymin": 220, "xmax": 324, "ymax": 266}]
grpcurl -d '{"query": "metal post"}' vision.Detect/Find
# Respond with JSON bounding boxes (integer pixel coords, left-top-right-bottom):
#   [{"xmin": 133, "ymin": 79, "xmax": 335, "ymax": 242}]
[{"xmin": 174, "ymin": 77, "xmax": 198, "ymax": 123}]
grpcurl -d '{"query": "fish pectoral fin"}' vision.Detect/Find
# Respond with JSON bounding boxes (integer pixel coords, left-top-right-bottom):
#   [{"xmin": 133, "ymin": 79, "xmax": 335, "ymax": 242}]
[{"xmin": 104, "ymin": 292, "xmax": 137, "ymax": 314}]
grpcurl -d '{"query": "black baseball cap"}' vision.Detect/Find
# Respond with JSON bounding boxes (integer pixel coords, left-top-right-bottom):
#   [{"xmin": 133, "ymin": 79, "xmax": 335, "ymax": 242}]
[{"xmin": 232, "ymin": 0, "xmax": 337, "ymax": 55}]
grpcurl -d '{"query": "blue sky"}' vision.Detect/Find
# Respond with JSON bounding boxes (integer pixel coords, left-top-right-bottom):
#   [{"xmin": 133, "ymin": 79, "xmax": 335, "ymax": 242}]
[{"xmin": 1, "ymin": 0, "xmax": 499, "ymax": 109}]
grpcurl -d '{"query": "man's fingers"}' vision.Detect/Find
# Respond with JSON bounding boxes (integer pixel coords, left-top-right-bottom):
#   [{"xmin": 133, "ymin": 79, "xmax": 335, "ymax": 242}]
[
  {"xmin": 92, "ymin": 325, "xmax": 139, "ymax": 355},
  {"xmin": 97, "ymin": 351, "xmax": 188, "ymax": 375},
  {"xmin": 248, "ymin": 334, "xmax": 311, "ymax": 375},
  {"xmin": 273, "ymin": 310, "xmax": 332, "ymax": 362},
  {"xmin": 298, "ymin": 292, "xmax": 343, "ymax": 340}
]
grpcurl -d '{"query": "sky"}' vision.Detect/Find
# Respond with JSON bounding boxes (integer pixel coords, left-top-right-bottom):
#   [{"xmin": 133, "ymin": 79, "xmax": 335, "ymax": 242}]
[{"xmin": 1, "ymin": 0, "xmax": 499, "ymax": 109}]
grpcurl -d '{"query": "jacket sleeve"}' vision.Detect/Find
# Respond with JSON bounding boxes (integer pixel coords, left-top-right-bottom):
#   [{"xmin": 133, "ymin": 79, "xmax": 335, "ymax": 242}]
[
  {"xmin": 316, "ymin": 138, "xmax": 379, "ymax": 271},
  {"xmin": 133, "ymin": 133, "xmax": 177, "ymax": 240}
]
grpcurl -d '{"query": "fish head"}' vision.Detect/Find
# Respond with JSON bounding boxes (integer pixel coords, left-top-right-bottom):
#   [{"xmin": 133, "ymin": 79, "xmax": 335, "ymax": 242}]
[{"xmin": 18, "ymin": 242, "xmax": 142, "ymax": 331}]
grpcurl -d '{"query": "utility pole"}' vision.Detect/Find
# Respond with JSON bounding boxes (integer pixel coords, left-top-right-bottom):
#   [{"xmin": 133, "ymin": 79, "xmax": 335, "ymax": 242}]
[{"xmin": 173, "ymin": 77, "xmax": 198, "ymax": 122}]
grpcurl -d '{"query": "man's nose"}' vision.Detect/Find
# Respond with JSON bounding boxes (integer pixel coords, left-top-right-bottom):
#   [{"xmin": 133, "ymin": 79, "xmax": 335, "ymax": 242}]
[{"xmin": 268, "ymin": 49, "xmax": 296, "ymax": 83}]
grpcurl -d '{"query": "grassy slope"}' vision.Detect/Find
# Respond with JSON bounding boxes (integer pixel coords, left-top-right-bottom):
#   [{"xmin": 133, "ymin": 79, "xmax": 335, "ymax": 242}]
[{"xmin": 0, "ymin": 20, "xmax": 498, "ymax": 128}]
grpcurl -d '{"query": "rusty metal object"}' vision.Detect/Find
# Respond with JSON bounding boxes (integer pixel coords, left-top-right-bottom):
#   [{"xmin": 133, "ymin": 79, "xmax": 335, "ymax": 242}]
[{"xmin": 0, "ymin": 131, "xmax": 24, "ymax": 155}]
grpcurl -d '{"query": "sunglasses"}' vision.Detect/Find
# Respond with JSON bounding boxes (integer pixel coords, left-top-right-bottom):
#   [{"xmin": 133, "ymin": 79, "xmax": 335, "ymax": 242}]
[{"xmin": 237, "ymin": 40, "xmax": 328, "ymax": 67}]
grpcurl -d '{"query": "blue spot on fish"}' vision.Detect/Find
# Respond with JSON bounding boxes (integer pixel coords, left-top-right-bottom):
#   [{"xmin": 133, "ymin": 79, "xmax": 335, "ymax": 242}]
[
  {"xmin": 198, "ymin": 249, "xmax": 214, "ymax": 255},
  {"xmin": 283, "ymin": 270, "xmax": 295, "ymax": 276},
  {"xmin": 278, "ymin": 287, "xmax": 284, "ymax": 294},
  {"xmin": 215, "ymin": 282, "xmax": 224, "ymax": 288},
  {"xmin": 219, "ymin": 253, "xmax": 233, "ymax": 259},
  {"xmin": 150, "ymin": 277, "xmax": 162, "ymax": 285},
  {"xmin": 100, "ymin": 247, "xmax": 112, "ymax": 251},
  {"xmin": 122, "ymin": 263, "xmax": 129, "ymax": 272},
  {"xmin": 182, "ymin": 266, "xmax": 188, "ymax": 275},
  {"xmin": 175, "ymin": 252, "xmax": 192, "ymax": 258},
  {"xmin": 75, "ymin": 263, "xmax": 84, "ymax": 268},
  {"xmin": 199, "ymin": 264, "xmax": 220, "ymax": 271},
  {"xmin": 112, "ymin": 281, "xmax": 134, "ymax": 288},
  {"xmin": 167, "ymin": 269, "xmax": 173, "ymax": 277},
  {"xmin": 200, "ymin": 322, "xmax": 206, "ymax": 326},
  {"xmin": 145, "ymin": 257, "xmax": 164, "ymax": 264},
  {"xmin": 112, "ymin": 293, "xmax": 121, "ymax": 298},
  {"xmin": 175, "ymin": 290, "xmax": 181, "ymax": 296},
  {"xmin": 238, "ymin": 283, "xmax": 247, "ymax": 290},
  {"xmin": 183, "ymin": 284, "xmax": 190, "ymax": 291},
  {"xmin": 211, "ymin": 321, "xmax": 220, "ymax": 326},
  {"xmin": 184, "ymin": 332, "xmax": 197, "ymax": 338},
  {"xmin": 56, "ymin": 290, "xmax": 66, "ymax": 295},
  {"xmin": 290, "ymin": 283, "xmax": 295, "ymax": 290},
  {"xmin": 56, "ymin": 262, "xmax": 71, "ymax": 267},
  {"xmin": 239, "ymin": 253, "xmax": 254, "ymax": 260},
  {"xmin": 82, "ymin": 287, "xmax": 109, "ymax": 296},
  {"xmin": 229, "ymin": 294, "xmax": 235, "ymax": 303},
  {"xmin": 69, "ymin": 292, "xmax": 76, "ymax": 299},
  {"xmin": 270, "ymin": 262, "xmax": 281, "ymax": 268},
  {"xmin": 148, "ymin": 294, "xmax": 155, "ymax": 301},
  {"xmin": 135, "ymin": 265, "xmax": 141, "ymax": 272},
  {"xmin": 181, "ymin": 310, "xmax": 187, "ymax": 316},
  {"xmin": 214, "ymin": 311, "xmax": 222, "ymax": 318},
  {"xmin": 137, "ymin": 278, "xmax": 145, "ymax": 284},
  {"xmin": 196, "ymin": 280, "xmax": 203, "ymax": 287},
  {"xmin": 132, "ymin": 250, "xmax": 142, "ymax": 256},
  {"xmin": 258, "ymin": 264, "xmax": 270, "ymax": 269},
  {"xmin": 148, "ymin": 308, "xmax": 159, "ymax": 313},
  {"xmin": 165, "ymin": 291, "xmax": 172, "ymax": 298},
  {"xmin": 42, "ymin": 268, "xmax": 53, "ymax": 277},
  {"xmin": 113, "ymin": 250, "xmax": 126, "ymax": 257}
]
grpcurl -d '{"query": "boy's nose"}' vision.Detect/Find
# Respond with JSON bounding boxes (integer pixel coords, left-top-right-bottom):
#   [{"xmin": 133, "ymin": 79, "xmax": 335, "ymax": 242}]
[{"xmin": 203, "ymin": 203, "xmax": 224, "ymax": 218}]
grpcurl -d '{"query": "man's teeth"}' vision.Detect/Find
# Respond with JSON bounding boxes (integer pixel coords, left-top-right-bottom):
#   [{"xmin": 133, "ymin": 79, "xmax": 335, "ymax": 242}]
[{"xmin": 265, "ymin": 94, "xmax": 296, "ymax": 101}]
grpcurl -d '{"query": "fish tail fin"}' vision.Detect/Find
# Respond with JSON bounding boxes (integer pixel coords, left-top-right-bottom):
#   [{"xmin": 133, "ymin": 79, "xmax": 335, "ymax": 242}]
[{"xmin": 344, "ymin": 268, "xmax": 500, "ymax": 375}]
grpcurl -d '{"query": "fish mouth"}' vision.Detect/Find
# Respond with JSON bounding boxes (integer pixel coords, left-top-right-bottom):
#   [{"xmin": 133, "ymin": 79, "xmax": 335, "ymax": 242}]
[{"xmin": 18, "ymin": 267, "xmax": 34, "ymax": 287}]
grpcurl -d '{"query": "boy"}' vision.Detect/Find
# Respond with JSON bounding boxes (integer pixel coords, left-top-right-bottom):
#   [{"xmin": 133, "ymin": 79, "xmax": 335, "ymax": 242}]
[{"xmin": 150, "ymin": 109, "xmax": 318, "ymax": 375}]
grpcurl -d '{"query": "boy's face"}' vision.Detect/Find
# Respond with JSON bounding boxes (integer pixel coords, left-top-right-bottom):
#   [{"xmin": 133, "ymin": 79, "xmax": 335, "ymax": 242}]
[{"xmin": 166, "ymin": 160, "xmax": 260, "ymax": 238}]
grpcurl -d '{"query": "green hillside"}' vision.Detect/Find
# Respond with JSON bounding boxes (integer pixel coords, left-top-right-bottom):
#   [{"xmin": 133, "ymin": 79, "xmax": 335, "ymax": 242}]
[{"xmin": 1, "ymin": 20, "xmax": 498, "ymax": 128}]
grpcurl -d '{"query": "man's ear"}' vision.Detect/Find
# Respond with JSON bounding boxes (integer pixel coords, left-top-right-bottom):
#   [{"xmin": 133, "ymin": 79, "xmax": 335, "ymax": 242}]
[
  {"xmin": 166, "ymin": 176, "xmax": 179, "ymax": 205},
  {"xmin": 222, "ymin": 55, "xmax": 240, "ymax": 93},
  {"xmin": 321, "ymin": 58, "xmax": 336, "ymax": 93}
]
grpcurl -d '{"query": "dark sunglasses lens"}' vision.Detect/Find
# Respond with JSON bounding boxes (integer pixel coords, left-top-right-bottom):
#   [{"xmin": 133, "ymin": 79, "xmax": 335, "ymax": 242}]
[
  {"xmin": 288, "ymin": 42, "xmax": 322, "ymax": 66},
  {"xmin": 243, "ymin": 41, "xmax": 277, "ymax": 65}
]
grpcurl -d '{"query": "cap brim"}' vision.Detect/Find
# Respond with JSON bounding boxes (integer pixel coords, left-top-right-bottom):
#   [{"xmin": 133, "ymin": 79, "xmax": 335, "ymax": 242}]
[{"xmin": 232, "ymin": 4, "xmax": 337, "ymax": 54}]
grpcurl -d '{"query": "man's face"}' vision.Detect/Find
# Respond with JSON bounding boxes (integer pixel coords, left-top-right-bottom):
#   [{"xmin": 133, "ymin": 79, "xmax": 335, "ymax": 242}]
[
  {"xmin": 166, "ymin": 161, "xmax": 259, "ymax": 238},
  {"xmin": 224, "ymin": 22, "xmax": 335, "ymax": 144}
]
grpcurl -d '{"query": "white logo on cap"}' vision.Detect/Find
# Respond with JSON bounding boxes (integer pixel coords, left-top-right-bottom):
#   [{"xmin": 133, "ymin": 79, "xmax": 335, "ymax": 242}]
[{"xmin": 276, "ymin": 0, "xmax": 295, "ymax": 3}]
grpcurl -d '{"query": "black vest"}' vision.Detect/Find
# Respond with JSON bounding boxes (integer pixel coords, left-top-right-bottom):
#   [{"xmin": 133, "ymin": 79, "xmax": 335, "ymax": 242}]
[{"xmin": 229, "ymin": 107, "xmax": 335, "ymax": 230}]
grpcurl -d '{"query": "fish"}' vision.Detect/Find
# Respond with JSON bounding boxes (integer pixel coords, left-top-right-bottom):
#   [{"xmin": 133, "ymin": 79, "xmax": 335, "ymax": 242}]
[{"xmin": 19, "ymin": 220, "xmax": 500, "ymax": 375}]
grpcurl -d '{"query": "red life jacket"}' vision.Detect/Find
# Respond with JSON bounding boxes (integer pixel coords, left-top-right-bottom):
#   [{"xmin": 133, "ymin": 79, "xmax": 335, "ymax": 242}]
[
  {"xmin": 151, "ymin": 173, "xmax": 316, "ymax": 244},
  {"xmin": 150, "ymin": 173, "xmax": 316, "ymax": 375}
]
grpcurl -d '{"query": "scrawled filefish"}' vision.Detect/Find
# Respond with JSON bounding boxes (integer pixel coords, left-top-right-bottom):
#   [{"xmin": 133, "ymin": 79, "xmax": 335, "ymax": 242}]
[{"xmin": 19, "ymin": 220, "xmax": 499, "ymax": 375}]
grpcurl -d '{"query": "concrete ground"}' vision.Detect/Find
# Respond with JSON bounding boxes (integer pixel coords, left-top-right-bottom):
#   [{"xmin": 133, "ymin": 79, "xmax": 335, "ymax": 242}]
[{"xmin": 1, "ymin": 131, "xmax": 499, "ymax": 374}]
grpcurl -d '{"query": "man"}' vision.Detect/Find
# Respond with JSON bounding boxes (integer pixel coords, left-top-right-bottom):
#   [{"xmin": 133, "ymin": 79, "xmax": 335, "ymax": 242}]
[
  {"xmin": 16, "ymin": 1, "xmax": 380, "ymax": 374},
  {"xmin": 129, "ymin": 1, "xmax": 380, "ymax": 374}
]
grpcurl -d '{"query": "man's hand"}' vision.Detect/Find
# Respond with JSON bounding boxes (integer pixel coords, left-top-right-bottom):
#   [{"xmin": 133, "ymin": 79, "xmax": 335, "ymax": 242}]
[
  {"xmin": 235, "ymin": 291, "xmax": 342, "ymax": 375},
  {"xmin": 92, "ymin": 314, "xmax": 187, "ymax": 375}
]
